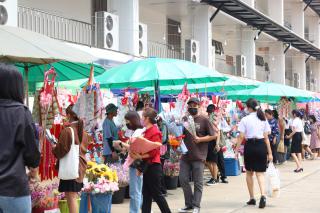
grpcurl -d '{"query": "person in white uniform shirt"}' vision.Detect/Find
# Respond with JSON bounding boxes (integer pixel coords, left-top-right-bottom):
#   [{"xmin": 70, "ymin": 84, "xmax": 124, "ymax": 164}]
[
  {"xmin": 235, "ymin": 99, "xmax": 273, "ymax": 209},
  {"xmin": 286, "ymin": 110, "xmax": 304, "ymax": 173}
]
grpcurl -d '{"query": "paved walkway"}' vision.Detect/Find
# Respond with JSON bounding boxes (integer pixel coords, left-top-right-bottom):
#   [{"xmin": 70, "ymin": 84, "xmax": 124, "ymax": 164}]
[{"xmin": 112, "ymin": 159, "xmax": 320, "ymax": 213}]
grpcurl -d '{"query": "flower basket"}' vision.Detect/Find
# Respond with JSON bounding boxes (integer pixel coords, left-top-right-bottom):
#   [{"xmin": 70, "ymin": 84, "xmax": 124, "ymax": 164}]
[
  {"xmin": 79, "ymin": 192, "xmax": 112, "ymax": 213},
  {"xmin": 112, "ymin": 187, "xmax": 126, "ymax": 204},
  {"xmin": 164, "ymin": 176, "xmax": 179, "ymax": 190},
  {"xmin": 30, "ymin": 178, "xmax": 60, "ymax": 212},
  {"xmin": 58, "ymin": 199, "xmax": 80, "ymax": 213},
  {"xmin": 80, "ymin": 162, "xmax": 119, "ymax": 213}
]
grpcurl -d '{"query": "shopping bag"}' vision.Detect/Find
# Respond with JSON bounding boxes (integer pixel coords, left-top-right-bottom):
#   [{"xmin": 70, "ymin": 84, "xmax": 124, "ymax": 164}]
[
  {"xmin": 58, "ymin": 127, "xmax": 79, "ymax": 180},
  {"xmin": 277, "ymin": 139, "xmax": 285, "ymax": 153},
  {"xmin": 265, "ymin": 162, "xmax": 280, "ymax": 198}
]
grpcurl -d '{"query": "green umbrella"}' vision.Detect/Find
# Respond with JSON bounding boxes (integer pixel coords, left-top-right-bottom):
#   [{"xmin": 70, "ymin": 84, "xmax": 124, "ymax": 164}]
[
  {"xmin": 16, "ymin": 61, "xmax": 105, "ymax": 83},
  {"xmin": 94, "ymin": 58, "xmax": 227, "ymax": 88},
  {"xmin": 139, "ymin": 75, "xmax": 259, "ymax": 95},
  {"xmin": 226, "ymin": 81, "xmax": 314, "ymax": 103}
]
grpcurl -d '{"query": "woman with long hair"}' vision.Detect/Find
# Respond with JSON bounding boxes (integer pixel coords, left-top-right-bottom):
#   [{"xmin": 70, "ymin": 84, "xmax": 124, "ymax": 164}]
[
  {"xmin": 53, "ymin": 105, "xmax": 90, "ymax": 213},
  {"xmin": 114, "ymin": 111, "xmax": 144, "ymax": 213},
  {"xmin": 285, "ymin": 110, "xmax": 304, "ymax": 173},
  {"xmin": 130, "ymin": 108, "xmax": 171, "ymax": 213},
  {"xmin": 0, "ymin": 64, "xmax": 40, "ymax": 213},
  {"xmin": 309, "ymin": 115, "xmax": 320, "ymax": 159},
  {"xmin": 235, "ymin": 98, "xmax": 273, "ymax": 209}
]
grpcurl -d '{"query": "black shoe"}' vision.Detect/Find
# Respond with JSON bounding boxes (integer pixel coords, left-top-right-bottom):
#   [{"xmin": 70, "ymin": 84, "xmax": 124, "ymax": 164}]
[
  {"xmin": 259, "ymin": 196, "xmax": 266, "ymax": 209},
  {"xmin": 178, "ymin": 206, "xmax": 194, "ymax": 212},
  {"xmin": 162, "ymin": 193, "xmax": 168, "ymax": 197},
  {"xmin": 246, "ymin": 199, "xmax": 256, "ymax": 205},
  {"xmin": 206, "ymin": 178, "xmax": 218, "ymax": 186},
  {"xmin": 221, "ymin": 178, "xmax": 229, "ymax": 184},
  {"xmin": 294, "ymin": 168, "xmax": 303, "ymax": 173}
]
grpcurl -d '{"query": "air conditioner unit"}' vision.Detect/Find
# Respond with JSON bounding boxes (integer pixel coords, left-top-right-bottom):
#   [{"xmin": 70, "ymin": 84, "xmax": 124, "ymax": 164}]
[
  {"xmin": 95, "ymin": 11, "xmax": 119, "ymax": 51},
  {"xmin": 0, "ymin": 0, "xmax": 17, "ymax": 26},
  {"xmin": 236, "ymin": 55, "xmax": 247, "ymax": 77},
  {"xmin": 185, "ymin": 39, "xmax": 200, "ymax": 64},
  {"xmin": 293, "ymin": 73, "xmax": 301, "ymax": 88},
  {"xmin": 139, "ymin": 23, "xmax": 148, "ymax": 57}
]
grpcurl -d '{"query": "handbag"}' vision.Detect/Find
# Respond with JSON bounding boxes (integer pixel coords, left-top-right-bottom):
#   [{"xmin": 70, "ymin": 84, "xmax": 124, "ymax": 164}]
[
  {"xmin": 58, "ymin": 127, "xmax": 79, "ymax": 180},
  {"xmin": 277, "ymin": 139, "xmax": 285, "ymax": 153}
]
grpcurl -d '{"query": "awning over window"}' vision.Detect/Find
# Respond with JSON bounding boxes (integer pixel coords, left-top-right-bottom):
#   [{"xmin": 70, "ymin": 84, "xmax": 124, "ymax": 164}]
[
  {"xmin": 304, "ymin": 0, "xmax": 320, "ymax": 17},
  {"xmin": 202, "ymin": 0, "xmax": 320, "ymax": 59}
]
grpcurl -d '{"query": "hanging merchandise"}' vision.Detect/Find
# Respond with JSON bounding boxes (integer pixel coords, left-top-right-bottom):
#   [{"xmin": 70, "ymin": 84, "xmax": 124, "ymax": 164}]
[
  {"xmin": 170, "ymin": 83, "xmax": 189, "ymax": 121},
  {"xmin": 32, "ymin": 68, "xmax": 61, "ymax": 129},
  {"xmin": 31, "ymin": 67, "xmax": 61, "ymax": 181},
  {"xmin": 73, "ymin": 66, "xmax": 104, "ymax": 132}
]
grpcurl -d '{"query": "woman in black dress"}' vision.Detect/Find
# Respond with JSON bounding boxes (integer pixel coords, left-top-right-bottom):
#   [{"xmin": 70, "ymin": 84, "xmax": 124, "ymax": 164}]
[
  {"xmin": 235, "ymin": 99, "xmax": 273, "ymax": 209},
  {"xmin": 286, "ymin": 110, "xmax": 304, "ymax": 173}
]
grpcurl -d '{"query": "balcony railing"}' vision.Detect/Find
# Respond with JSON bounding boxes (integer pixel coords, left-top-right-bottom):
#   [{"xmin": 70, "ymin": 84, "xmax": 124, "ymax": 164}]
[
  {"xmin": 18, "ymin": 6, "xmax": 187, "ymax": 60},
  {"xmin": 18, "ymin": 6, "xmax": 93, "ymax": 46},
  {"xmin": 148, "ymin": 41, "xmax": 185, "ymax": 60}
]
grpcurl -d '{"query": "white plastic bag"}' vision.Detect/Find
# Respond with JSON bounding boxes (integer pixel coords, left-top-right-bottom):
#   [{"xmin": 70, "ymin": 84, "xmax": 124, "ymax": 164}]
[
  {"xmin": 265, "ymin": 162, "xmax": 280, "ymax": 198},
  {"xmin": 58, "ymin": 127, "xmax": 79, "ymax": 180}
]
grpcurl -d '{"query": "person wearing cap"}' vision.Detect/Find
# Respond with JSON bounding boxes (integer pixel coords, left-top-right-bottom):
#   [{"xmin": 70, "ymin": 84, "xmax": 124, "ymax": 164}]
[
  {"xmin": 103, "ymin": 103, "xmax": 119, "ymax": 164},
  {"xmin": 179, "ymin": 98, "xmax": 216, "ymax": 213}
]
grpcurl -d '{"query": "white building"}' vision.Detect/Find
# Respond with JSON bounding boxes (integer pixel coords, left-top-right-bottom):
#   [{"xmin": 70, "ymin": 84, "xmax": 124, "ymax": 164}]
[{"xmin": 1, "ymin": 0, "xmax": 320, "ymax": 92}]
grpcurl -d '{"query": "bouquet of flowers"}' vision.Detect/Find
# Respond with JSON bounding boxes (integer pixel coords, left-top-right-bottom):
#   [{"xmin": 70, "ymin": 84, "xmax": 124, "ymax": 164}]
[
  {"xmin": 183, "ymin": 115, "xmax": 197, "ymax": 137},
  {"xmin": 82, "ymin": 162, "xmax": 119, "ymax": 194},
  {"xmin": 109, "ymin": 163, "xmax": 129, "ymax": 188},
  {"xmin": 163, "ymin": 161, "xmax": 180, "ymax": 177},
  {"xmin": 163, "ymin": 150, "xmax": 180, "ymax": 177},
  {"xmin": 29, "ymin": 178, "xmax": 59, "ymax": 209}
]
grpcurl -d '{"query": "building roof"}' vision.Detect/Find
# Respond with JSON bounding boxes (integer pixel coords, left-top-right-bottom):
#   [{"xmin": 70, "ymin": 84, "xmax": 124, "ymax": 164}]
[{"xmin": 202, "ymin": 0, "xmax": 320, "ymax": 59}]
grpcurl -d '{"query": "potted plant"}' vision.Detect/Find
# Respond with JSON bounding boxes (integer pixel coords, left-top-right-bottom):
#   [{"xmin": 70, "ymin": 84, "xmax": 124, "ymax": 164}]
[
  {"xmin": 79, "ymin": 161, "xmax": 119, "ymax": 213},
  {"xmin": 29, "ymin": 178, "xmax": 60, "ymax": 213},
  {"xmin": 163, "ymin": 147, "xmax": 180, "ymax": 190},
  {"xmin": 109, "ymin": 163, "xmax": 129, "ymax": 204}
]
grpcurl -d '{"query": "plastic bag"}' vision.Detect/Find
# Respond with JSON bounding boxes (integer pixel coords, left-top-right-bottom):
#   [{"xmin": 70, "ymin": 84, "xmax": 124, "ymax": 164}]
[{"xmin": 265, "ymin": 163, "xmax": 280, "ymax": 198}]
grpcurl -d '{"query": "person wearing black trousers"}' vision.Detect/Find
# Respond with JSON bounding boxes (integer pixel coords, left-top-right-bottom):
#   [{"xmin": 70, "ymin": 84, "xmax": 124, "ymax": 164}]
[
  {"xmin": 130, "ymin": 108, "xmax": 171, "ymax": 213},
  {"xmin": 216, "ymin": 147, "xmax": 228, "ymax": 183}
]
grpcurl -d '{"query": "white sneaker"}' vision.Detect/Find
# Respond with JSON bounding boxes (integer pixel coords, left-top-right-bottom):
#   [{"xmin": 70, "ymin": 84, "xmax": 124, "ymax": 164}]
[
  {"xmin": 178, "ymin": 206, "xmax": 194, "ymax": 213},
  {"xmin": 193, "ymin": 207, "xmax": 200, "ymax": 213}
]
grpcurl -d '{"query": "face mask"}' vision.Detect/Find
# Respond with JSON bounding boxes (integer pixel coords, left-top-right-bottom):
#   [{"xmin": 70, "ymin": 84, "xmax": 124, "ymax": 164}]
[{"xmin": 188, "ymin": 108, "xmax": 198, "ymax": 116}]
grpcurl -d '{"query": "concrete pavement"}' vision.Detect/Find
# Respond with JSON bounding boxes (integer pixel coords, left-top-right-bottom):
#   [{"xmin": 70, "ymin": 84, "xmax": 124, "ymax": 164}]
[{"xmin": 112, "ymin": 159, "xmax": 320, "ymax": 213}]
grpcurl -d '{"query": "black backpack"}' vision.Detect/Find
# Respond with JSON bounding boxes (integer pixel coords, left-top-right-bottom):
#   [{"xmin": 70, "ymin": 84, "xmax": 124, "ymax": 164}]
[{"xmin": 304, "ymin": 122, "xmax": 311, "ymax": 135}]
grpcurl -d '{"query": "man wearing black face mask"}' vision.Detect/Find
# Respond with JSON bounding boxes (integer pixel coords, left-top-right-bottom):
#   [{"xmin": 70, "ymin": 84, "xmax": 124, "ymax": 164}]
[{"xmin": 179, "ymin": 98, "xmax": 216, "ymax": 213}]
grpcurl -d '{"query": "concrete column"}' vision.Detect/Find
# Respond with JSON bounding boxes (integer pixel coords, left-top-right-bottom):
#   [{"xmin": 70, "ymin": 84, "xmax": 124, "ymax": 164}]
[
  {"xmin": 109, "ymin": 0, "xmax": 139, "ymax": 56},
  {"xmin": 240, "ymin": 27, "xmax": 256, "ymax": 79},
  {"xmin": 193, "ymin": 5, "xmax": 214, "ymax": 68},
  {"xmin": 293, "ymin": 54, "xmax": 306, "ymax": 90},
  {"xmin": 308, "ymin": 16, "xmax": 320, "ymax": 48},
  {"xmin": 291, "ymin": 2, "xmax": 304, "ymax": 38},
  {"xmin": 311, "ymin": 61, "xmax": 320, "ymax": 92},
  {"xmin": 269, "ymin": 42, "xmax": 285, "ymax": 84},
  {"xmin": 268, "ymin": 0, "xmax": 283, "ymax": 25}
]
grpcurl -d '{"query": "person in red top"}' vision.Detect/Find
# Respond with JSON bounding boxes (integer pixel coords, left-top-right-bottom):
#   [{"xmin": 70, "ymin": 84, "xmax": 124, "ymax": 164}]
[{"xmin": 131, "ymin": 108, "xmax": 171, "ymax": 213}]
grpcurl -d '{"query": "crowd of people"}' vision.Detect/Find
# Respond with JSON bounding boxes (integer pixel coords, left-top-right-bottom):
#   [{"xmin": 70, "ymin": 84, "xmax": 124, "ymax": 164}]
[{"xmin": 1, "ymin": 63, "xmax": 320, "ymax": 213}]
